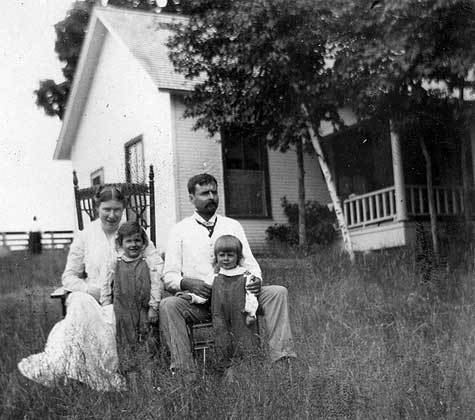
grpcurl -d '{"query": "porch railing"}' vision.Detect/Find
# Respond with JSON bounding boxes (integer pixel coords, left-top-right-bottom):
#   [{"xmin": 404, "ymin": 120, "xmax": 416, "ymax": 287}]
[
  {"xmin": 343, "ymin": 186, "xmax": 396, "ymax": 228},
  {"xmin": 406, "ymin": 185, "xmax": 465, "ymax": 217},
  {"xmin": 342, "ymin": 184, "xmax": 467, "ymax": 229}
]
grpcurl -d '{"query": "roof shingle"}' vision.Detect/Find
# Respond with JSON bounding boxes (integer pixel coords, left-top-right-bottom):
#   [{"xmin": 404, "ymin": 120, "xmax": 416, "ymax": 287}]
[{"xmin": 97, "ymin": 7, "xmax": 201, "ymax": 91}]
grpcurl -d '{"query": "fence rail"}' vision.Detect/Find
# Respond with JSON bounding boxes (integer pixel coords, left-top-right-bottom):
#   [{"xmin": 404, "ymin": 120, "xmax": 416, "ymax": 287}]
[{"xmin": 0, "ymin": 231, "xmax": 74, "ymax": 251}]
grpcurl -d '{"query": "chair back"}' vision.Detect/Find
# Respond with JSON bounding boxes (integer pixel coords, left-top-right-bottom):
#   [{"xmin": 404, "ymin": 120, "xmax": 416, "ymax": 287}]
[{"xmin": 73, "ymin": 165, "xmax": 156, "ymax": 245}]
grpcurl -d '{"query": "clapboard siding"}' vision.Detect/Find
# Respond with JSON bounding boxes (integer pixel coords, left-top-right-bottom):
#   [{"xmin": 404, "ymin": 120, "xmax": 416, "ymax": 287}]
[
  {"xmin": 172, "ymin": 95, "xmax": 226, "ymax": 221},
  {"xmin": 268, "ymin": 147, "xmax": 330, "ymax": 224},
  {"xmin": 241, "ymin": 148, "xmax": 330, "ymax": 252},
  {"xmin": 172, "ymin": 96, "xmax": 330, "ymax": 252}
]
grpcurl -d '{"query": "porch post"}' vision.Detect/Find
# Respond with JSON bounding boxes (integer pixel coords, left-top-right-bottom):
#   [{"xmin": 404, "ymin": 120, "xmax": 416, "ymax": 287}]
[
  {"xmin": 390, "ymin": 119, "xmax": 408, "ymax": 221},
  {"xmin": 470, "ymin": 119, "xmax": 475, "ymax": 187}
]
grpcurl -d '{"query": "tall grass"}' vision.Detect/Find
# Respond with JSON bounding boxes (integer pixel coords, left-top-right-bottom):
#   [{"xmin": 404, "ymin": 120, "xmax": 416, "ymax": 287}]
[{"xmin": 1, "ymin": 246, "xmax": 475, "ymax": 419}]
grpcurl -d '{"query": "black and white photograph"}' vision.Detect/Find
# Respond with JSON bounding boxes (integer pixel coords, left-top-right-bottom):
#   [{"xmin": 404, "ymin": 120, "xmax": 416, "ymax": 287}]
[{"xmin": 1, "ymin": 0, "xmax": 474, "ymax": 418}]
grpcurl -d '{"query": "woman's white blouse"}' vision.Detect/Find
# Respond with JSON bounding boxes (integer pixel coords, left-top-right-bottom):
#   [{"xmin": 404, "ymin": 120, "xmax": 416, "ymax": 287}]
[{"xmin": 61, "ymin": 219, "xmax": 163, "ymax": 309}]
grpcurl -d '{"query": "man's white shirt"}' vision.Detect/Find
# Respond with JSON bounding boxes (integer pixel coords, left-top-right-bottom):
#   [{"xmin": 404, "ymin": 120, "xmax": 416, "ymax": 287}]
[{"xmin": 163, "ymin": 212, "xmax": 262, "ymax": 292}]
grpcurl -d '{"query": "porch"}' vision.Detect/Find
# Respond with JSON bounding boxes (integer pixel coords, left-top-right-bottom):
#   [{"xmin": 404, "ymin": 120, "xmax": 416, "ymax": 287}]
[
  {"xmin": 342, "ymin": 184, "xmax": 471, "ymax": 251},
  {"xmin": 322, "ymin": 114, "xmax": 474, "ymax": 251}
]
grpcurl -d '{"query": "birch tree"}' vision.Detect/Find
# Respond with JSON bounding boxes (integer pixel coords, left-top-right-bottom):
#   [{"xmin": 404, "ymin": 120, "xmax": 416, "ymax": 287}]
[{"xmin": 168, "ymin": 0, "xmax": 354, "ymax": 256}]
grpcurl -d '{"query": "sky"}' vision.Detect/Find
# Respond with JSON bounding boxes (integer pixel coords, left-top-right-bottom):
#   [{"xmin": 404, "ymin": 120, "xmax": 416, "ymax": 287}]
[{"xmin": 0, "ymin": 0, "xmax": 76, "ymax": 231}]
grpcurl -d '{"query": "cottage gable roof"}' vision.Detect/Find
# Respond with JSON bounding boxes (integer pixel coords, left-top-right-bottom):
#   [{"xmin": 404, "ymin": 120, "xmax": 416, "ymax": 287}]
[
  {"xmin": 97, "ymin": 7, "xmax": 198, "ymax": 91},
  {"xmin": 54, "ymin": 6, "xmax": 197, "ymax": 160}
]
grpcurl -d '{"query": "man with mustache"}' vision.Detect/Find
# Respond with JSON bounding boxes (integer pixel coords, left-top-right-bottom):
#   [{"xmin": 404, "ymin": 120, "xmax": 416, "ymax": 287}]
[{"xmin": 160, "ymin": 173, "xmax": 296, "ymax": 379}]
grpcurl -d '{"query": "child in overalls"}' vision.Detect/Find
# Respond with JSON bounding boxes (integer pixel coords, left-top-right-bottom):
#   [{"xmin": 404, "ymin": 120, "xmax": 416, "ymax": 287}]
[
  {"xmin": 210, "ymin": 234, "xmax": 260, "ymax": 368},
  {"xmin": 101, "ymin": 221, "xmax": 162, "ymax": 382}
]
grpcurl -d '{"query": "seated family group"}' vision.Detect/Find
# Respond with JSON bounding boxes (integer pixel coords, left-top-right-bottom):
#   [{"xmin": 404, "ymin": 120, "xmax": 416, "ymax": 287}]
[{"xmin": 18, "ymin": 174, "xmax": 296, "ymax": 390}]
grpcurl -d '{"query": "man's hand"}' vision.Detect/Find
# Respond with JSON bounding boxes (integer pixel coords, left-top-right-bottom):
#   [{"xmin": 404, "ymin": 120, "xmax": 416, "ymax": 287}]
[
  {"xmin": 148, "ymin": 307, "xmax": 159, "ymax": 324},
  {"xmin": 246, "ymin": 276, "xmax": 262, "ymax": 295},
  {"xmin": 180, "ymin": 277, "xmax": 212, "ymax": 299}
]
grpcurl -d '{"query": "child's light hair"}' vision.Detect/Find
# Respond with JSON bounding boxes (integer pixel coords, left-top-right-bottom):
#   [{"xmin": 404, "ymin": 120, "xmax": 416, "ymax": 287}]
[{"xmin": 214, "ymin": 235, "xmax": 243, "ymax": 263}]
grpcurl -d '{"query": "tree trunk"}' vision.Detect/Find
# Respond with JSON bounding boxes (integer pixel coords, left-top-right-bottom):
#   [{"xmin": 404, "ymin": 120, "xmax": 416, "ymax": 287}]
[
  {"xmin": 296, "ymin": 138, "xmax": 307, "ymax": 247},
  {"xmin": 419, "ymin": 136, "xmax": 439, "ymax": 259},
  {"xmin": 301, "ymin": 104, "xmax": 355, "ymax": 262},
  {"xmin": 459, "ymin": 85, "xmax": 472, "ymax": 236},
  {"xmin": 461, "ymin": 133, "xmax": 470, "ymax": 223}
]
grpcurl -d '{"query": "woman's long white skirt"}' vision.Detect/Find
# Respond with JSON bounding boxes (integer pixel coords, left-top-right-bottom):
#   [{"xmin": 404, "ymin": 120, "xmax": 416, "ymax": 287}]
[{"xmin": 18, "ymin": 292, "xmax": 125, "ymax": 391}]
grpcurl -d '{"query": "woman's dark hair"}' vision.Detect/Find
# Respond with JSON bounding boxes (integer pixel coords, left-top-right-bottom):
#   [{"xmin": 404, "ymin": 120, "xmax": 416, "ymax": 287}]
[
  {"xmin": 187, "ymin": 173, "xmax": 218, "ymax": 194},
  {"xmin": 213, "ymin": 235, "xmax": 243, "ymax": 263},
  {"xmin": 93, "ymin": 185, "xmax": 127, "ymax": 208},
  {"xmin": 116, "ymin": 221, "xmax": 148, "ymax": 247}
]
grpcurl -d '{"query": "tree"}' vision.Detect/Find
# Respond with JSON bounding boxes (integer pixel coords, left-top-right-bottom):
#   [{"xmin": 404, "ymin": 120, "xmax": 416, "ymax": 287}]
[
  {"xmin": 168, "ymin": 0, "xmax": 354, "ymax": 257},
  {"xmin": 35, "ymin": 0, "xmax": 183, "ymax": 119},
  {"xmin": 331, "ymin": 0, "xmax": 475, "ymax": 257}
]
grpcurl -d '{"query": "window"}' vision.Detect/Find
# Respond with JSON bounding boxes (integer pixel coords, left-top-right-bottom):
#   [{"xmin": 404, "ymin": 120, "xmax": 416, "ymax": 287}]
[
  {"xmin": 222, "ymin": 127, "xmax": 271, "ymax": 218},
  {"xmin": 90, "ymin": 168, "xmax": 104, "ymax": 186},
  {"xmin": 125, "ymin": 136, "xmax": 145, "ymax": 183}
]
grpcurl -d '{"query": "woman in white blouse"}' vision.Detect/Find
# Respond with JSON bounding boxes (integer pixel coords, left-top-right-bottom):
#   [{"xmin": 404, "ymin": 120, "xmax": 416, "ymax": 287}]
[{"xmin": 18, "ymin": 186, "xmax": 163, "ymax": 391}]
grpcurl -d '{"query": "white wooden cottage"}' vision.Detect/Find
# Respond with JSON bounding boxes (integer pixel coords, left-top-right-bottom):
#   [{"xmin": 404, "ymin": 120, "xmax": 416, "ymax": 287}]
[{"xmin": 54, "ymin": 6, "xmax": 475, "ymax": 252}]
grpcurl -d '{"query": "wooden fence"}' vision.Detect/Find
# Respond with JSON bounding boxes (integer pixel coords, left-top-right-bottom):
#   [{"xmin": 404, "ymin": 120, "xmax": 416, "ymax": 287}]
[{"xmin": 0, "ymin": 231, "xmax": 74, "ymax": 251}]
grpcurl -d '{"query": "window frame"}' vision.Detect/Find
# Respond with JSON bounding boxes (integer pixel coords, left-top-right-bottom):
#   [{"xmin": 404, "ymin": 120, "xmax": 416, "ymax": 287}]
[
  {"xmin": 90, "ymin": 167, "xmax": 104, "ymax": 186},
  {"xmin": 124, "ymin": 135, "xmax": 145, "ymax": 184},
  {"xmin": 221, "ymin": 132, "xmax": 272, "ymax": 219}
]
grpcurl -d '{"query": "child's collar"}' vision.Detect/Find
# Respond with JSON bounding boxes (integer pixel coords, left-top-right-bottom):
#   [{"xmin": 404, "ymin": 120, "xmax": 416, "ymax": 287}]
[
  {"xmin": 118, "ymin": 253, "xmax": 143, "ymax": 262},
  {"xmin": 218, "ymin": 266, "xmax": 247, "ymax": 276}
]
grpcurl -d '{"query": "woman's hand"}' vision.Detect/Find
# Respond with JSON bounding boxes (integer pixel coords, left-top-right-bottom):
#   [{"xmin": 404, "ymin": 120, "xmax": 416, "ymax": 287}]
[{"xmin": 180, "ymin": 277, "xmax": 212, "ymax": 299}]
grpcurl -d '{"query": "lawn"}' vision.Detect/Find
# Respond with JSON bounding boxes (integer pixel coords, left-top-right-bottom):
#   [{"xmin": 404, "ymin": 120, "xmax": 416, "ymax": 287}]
[{"xmin": 1, "ymin": 246, "xmax": 475, "ymax": 419}]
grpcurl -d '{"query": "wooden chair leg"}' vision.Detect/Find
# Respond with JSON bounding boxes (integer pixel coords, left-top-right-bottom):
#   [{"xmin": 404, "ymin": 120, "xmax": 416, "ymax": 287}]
[
  {"xmin": 51, "ymin": 287, "xmax": 69, "ymax": 317},
  {"xmin": 61, "ymin": 296, "xmax": 67, "ymax": 317},
  {"xmin": 189, "ymin": 322, "xmax": 214, "ymax": 378},
  {"xmin": 202, "ymin": 347, "xmax": 207, "ymax": 378}
]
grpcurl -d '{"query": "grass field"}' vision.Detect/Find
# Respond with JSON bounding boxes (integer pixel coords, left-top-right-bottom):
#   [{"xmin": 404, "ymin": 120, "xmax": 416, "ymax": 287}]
[{"xmin": 1, "ymin": 245, "xmax": 475, "ymax": 419}]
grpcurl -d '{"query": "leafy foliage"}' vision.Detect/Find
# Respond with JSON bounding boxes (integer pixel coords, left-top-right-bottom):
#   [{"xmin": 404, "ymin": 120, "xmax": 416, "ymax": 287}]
[
  {"xmin": 266, "ymin": 197, "xmax": 337, "ymax": 247},
  {"xmin": 331, "ymin": 0, "xmax": 475, "ymax": 119},
  {"xmin": 168, "ymin": 0, "xmax": 341, "ymax": 151},
  {"xmin": 35, "ymin": 0, "xmax": 183, "ymax": 119},
  {"xmin": 330, "ymin": 0, "xmax": 475, "ymax": 255}
]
